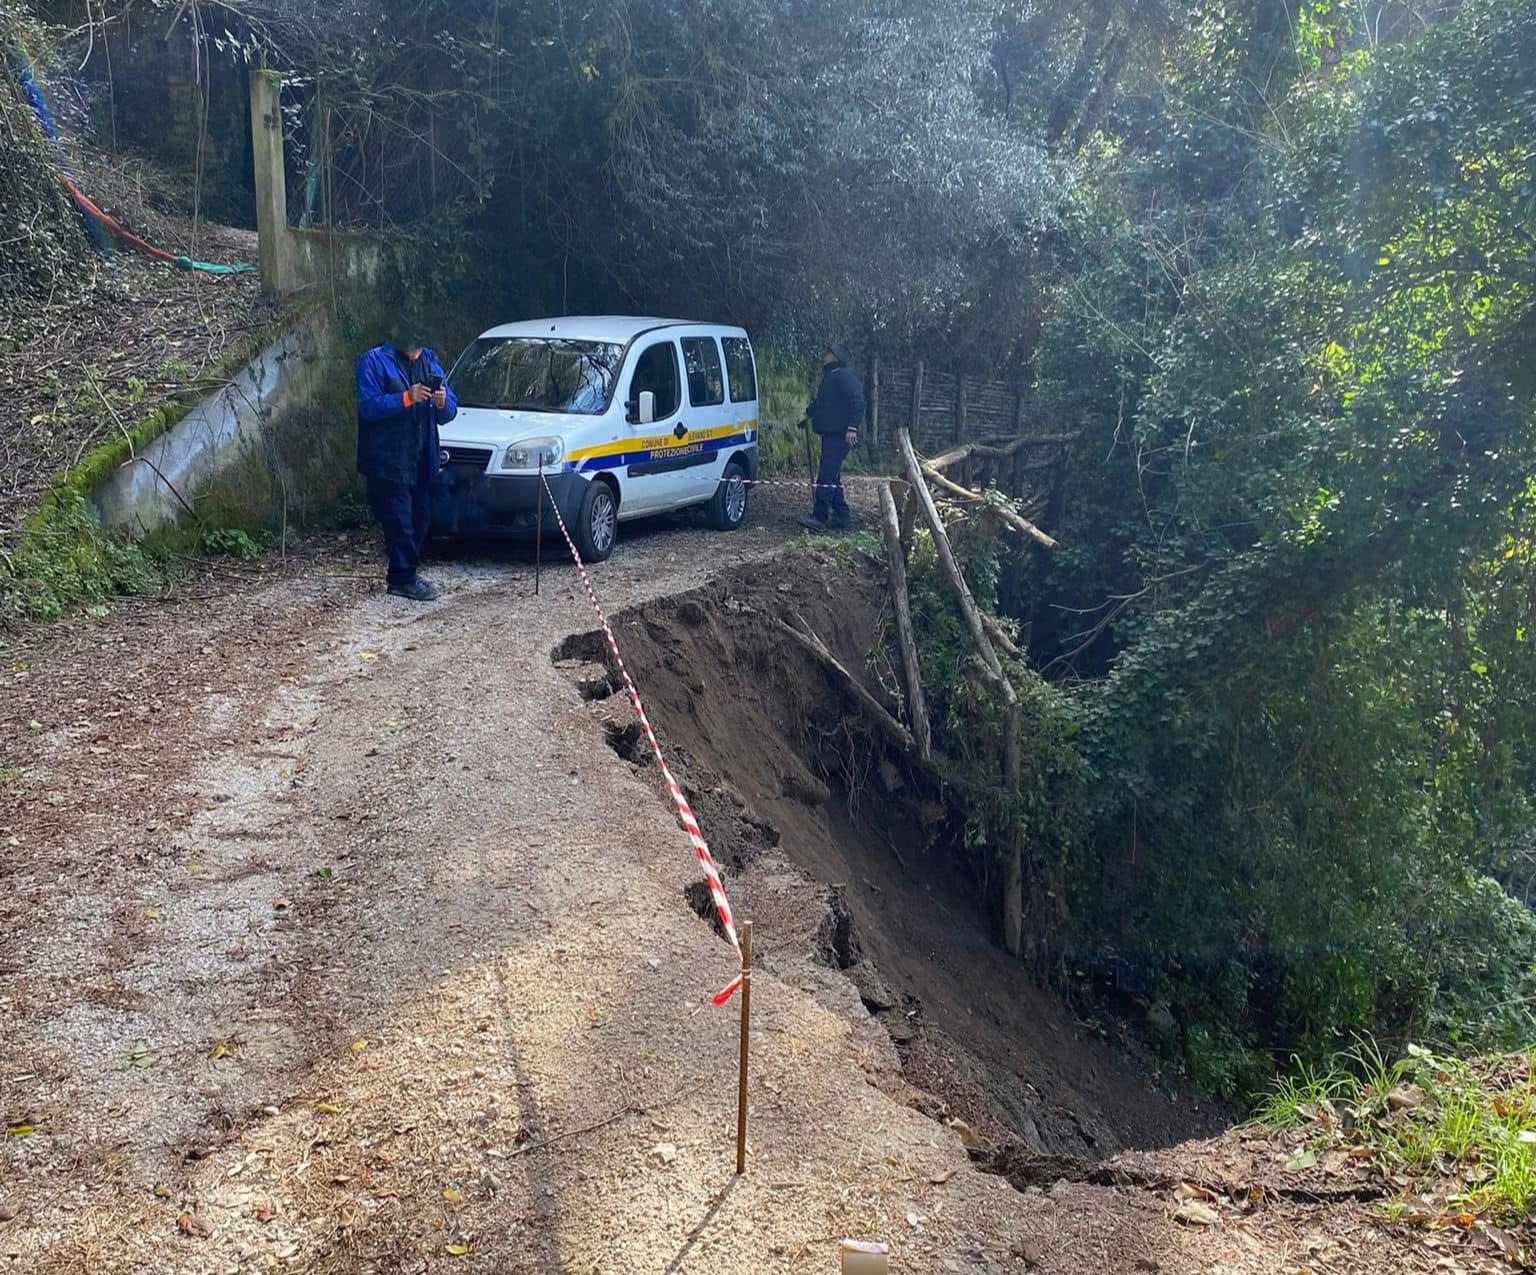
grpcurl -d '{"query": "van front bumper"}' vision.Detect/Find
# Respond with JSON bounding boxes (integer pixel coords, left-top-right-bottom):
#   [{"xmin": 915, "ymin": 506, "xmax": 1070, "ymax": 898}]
[{"xmin": 430, "ymin": 468, "xmax": 589, "ymax": 539}]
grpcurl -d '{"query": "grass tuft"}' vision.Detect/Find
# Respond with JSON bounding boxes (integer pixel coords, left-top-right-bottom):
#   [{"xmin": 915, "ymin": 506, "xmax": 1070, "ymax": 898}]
[{"xmin": 1256, "ymin": 1041, "xmax": 1536, "ymax": 1225}]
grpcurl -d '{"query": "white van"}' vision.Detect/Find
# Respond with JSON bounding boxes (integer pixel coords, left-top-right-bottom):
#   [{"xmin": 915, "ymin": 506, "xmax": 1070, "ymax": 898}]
[{"xmin": 432, "ymin": 316, "xmax": 759, "ymax": 561}]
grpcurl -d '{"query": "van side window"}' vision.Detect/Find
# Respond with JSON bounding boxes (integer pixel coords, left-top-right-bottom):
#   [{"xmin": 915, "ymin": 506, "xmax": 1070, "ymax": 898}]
[
  {"xmin": 631, "ymin": 341, "xmax": 681, "ymax": 420},
  {"xmin": 681, "ymin": 337, "xmax": 725, "ymax": 407},
  {"xmin": 722, "ymin": 337, "xmax": 757, "ymax": 404}
]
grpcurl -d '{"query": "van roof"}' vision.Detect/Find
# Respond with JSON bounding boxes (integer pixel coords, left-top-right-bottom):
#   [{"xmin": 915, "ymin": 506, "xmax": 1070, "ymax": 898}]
[{"xmin": 477, "ymin": 316, "xmax": 748, "ymax": 344}]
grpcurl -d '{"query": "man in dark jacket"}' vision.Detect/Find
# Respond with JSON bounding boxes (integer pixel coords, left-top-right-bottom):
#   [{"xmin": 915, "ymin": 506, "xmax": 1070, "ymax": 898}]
[
  {"xmin": 800, "ymin": 345, "xmax": 865, "ymax": 531},
  {"xmin": 356, "ymin": 333, "xmax": 459, "ymax": 601}
]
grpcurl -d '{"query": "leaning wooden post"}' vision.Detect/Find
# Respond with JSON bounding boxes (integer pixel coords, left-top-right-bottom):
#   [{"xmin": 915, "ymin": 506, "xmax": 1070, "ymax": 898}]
[
  {"xmin": 735, "ymin": 921, "xmax": 753, "ymax": 1176},
  {"xmin": 879, "ymin": 483, "xmax": 931, "ymax": 762},
  {"xmin": 899, "ymin": 430, "xmax": 1025, "ymax": 957},
  {"xmin": 899, "ymin": 431, "xmax": 1006, "ymax": 683}
]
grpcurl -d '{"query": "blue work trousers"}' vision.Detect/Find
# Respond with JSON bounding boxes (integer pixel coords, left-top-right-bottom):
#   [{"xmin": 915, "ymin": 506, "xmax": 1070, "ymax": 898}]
[
  {"xmin": 813, "ymin": 434, "xmax": 852, "ymax": 524},
  {"xmin": 368, "ymin": 460, "xmax": 432, "ymax": 586}
]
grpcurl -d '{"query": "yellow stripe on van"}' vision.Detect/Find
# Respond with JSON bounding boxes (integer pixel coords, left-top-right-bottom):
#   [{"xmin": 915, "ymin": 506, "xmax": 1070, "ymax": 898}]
[{"xmin": 566, "ymin": 419, "xmax": 757, "ymax": 463}]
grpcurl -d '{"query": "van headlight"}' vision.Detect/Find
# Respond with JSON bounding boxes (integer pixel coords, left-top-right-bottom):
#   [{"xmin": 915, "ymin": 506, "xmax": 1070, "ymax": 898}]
[{"xmin": 501, "ymin": 437, "xmax": 564, "ymax": 471}]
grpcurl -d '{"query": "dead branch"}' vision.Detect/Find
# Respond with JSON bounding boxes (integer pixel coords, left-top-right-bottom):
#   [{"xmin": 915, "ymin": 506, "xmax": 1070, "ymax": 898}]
[
  {"xmin": 981, "ymin": 611, "xmax": 1024, "ymax": 661},
  {"xmin": 895, "ymin": 479, "xmax": 918, "ymax": 561},
  {"xmin": 925, "ymin": 433, "xmax": 1079, "ymax": 472},
  {"xmin": 774, "ymin": 614, "xmax": 916, "ymax": 756},
  {"xmin": 920, "ymin": 462, "xmax": 1059, "ymax": 551},
  {"xmin": 878, "ymin": 482, "xmax": 931, "ymax": 762}
]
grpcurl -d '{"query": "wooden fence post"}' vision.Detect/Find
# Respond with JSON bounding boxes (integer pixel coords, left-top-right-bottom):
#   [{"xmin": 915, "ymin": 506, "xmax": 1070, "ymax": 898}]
[
  {"xmin": 955, "ymin": 372, "xmax": 969, "ymax": 486},
  {"xmin": 910, "ymin": 360, "xmax": 925, "ymax": 448},
  {"xmin": 868, "ymin": 354, "xmax": 881, "ymax": 451}
]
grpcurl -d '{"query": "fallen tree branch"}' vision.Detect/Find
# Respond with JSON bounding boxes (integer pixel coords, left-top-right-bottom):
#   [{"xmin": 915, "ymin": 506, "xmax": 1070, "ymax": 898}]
[
  {"xmin": 981, "ymin": 612, "xmax": 1024, "ymax": 661},
  {"xmin": 774, "ymin": 613, "xmax": 916, "ymax": 756},
  {"xmin": 504, "ymin": 1103, "xmax": 640, "ymax": 1158},
  {"xmin": 879, "ymin": 482, "xmax": 931, "ymax": 762},
  {"xmin": 925, "ymin": 433, "xmax": 1079, "ymax": 472},
  {"xmin": 921, "ymin": 462, "xmax": 1059, "ymax": 551}
]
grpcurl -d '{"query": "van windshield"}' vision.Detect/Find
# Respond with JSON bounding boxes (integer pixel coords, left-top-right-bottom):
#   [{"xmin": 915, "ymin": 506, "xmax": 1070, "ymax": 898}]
[{"xmin": 449, "ymin": 337, "xmax": 624, "ymax": 414}]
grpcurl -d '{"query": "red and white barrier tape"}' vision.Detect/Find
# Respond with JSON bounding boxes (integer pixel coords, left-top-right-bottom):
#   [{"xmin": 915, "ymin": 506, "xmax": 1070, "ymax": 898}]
[{"xmin": 539, "ymin": 474, "xmax": 744, "ymax": 1006}]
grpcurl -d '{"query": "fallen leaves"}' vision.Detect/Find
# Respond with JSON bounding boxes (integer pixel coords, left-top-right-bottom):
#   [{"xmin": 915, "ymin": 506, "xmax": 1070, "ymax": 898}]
[
  {"xmin": 209, "ymin": 1039, "xmax": 237, "ymax": 1061},
  {"xmin": 1173, "ymin": 1200, "xmax": 1221, "ymax": 1228},
  {"xmin": 445, "ymin": 1242, "xmax": 470, "ymax": 1257},
  {"xmin": 4, "ymin": 1124, "xmax": 35, "ymax": 1139},
  {"xmin": 175, "ymin": 1212, "xmax": 211, "ymax": 1238},
  {"xmin": 650, "ymin": 1143, "xmax": 677, "ymax": 1165}
]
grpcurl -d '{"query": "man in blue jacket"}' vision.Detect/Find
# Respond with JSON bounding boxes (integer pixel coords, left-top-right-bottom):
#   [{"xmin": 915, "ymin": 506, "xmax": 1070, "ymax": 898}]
[
  {"xmin": 800, "ymin": 345, "xmax": 865, "ymax": 531},
  {"xmin": 356, "ymin": 332, "xmax": 458, "ymax": 601}
]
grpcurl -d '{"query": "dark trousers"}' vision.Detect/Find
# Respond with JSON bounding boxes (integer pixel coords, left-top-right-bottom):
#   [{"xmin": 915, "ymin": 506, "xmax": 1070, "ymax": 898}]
[
  {"xmin": 813, "ymin": 433, "xmax": 852, "ymax": 523},
  {"xmin": 368, "ymin": 470, "xmax": 432, "ymax": 586}
]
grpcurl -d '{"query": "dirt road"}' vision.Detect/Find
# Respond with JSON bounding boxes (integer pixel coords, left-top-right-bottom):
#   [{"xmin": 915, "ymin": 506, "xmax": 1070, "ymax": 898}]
[
  {"xmin": 0, "ymin": 500, "xmax": 1038, "ymax": 1272},
  {"xmin": 0, "ymin": 498, "xmax": 1459, "ymax": 1274}
]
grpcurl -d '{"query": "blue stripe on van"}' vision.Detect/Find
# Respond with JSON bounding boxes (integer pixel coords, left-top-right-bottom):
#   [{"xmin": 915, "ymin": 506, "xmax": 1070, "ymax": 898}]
[{"xmin": 568, "ymin": 430, "xmax": 754, "ymax": 475}]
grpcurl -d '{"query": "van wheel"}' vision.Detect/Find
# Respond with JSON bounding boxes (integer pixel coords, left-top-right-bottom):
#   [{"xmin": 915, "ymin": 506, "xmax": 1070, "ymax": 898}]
[
  {"xmin": 706, "ymin": 461, "xmax": 749, "ymax": 531},
  {"xmin": 575, "ymin": 479, "xmax": 619, "ymax": 562}
]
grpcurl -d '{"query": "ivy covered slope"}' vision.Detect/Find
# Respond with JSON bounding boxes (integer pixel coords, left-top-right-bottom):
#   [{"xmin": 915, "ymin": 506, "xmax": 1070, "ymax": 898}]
[{"xmin": 1008, "ymin": 0, "xmax": 1536, "ymax": 1095}]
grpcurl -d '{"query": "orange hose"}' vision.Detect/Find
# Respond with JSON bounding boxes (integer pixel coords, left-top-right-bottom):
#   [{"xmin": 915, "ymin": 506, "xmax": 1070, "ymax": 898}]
[{"xmin": 60, "ymin": 173, "xmax": 178, "ymax": 264}]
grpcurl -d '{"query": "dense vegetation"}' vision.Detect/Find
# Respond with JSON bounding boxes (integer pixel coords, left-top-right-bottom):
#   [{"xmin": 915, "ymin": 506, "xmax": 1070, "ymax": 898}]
[{"xmin": 9, "ymin": 0, "xmax": 1536, "ymax": 1097}]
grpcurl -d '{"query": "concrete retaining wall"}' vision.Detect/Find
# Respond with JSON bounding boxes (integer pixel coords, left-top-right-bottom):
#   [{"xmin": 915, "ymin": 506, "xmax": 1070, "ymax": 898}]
[{"xmin": 90, "ymin": 307, "xmax": 355, "ymax": 538}]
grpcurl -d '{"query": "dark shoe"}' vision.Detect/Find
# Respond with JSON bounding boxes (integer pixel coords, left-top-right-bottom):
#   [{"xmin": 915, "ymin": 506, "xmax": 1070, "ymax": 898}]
[
  {"xmin": 387, "ymin": 577, "xmax": 439, "ymax": 602},
  {"xmin": 827, "ymin": 514, "xmax": 854, "ymax": 530},
  {"xmin": 798, "ymin": 514, "xmax": 828, "ymax": 531}
]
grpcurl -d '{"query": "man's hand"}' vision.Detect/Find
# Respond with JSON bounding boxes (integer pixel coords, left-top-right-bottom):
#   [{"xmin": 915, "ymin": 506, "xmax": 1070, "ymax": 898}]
[
  {"xmin": 432, "ymin": 385, "xmax": 448, "ymax": 411},
  {"xmin": 845, "ymin": 429, "xmax": 858, "ymax": 447},
  {"xmin": 407, "ymin": 383, "xmax": 432, "ymax": 405}
]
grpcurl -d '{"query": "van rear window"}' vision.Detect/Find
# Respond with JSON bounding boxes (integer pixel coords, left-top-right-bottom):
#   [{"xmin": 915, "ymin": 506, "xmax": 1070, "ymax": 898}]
[
  {"xmin": 722, "ymin": 337, "xmax": 757, "ymax": 404},
  {"xmin": 450, "ymin": 338, "xmax": 624, "ymax": 414}
]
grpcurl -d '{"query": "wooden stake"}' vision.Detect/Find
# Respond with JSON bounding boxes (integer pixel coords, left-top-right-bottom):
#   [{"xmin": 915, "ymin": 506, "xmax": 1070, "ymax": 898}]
[{"xmin": 735, "ymin": 921, "xmax": 753, "ymax": 1176}]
